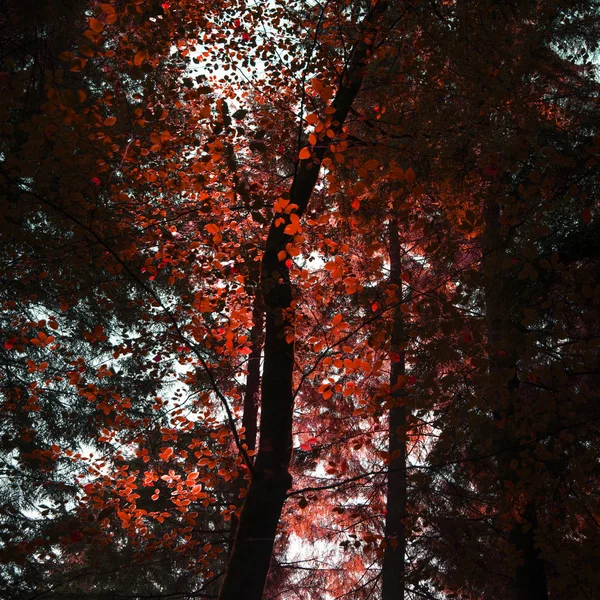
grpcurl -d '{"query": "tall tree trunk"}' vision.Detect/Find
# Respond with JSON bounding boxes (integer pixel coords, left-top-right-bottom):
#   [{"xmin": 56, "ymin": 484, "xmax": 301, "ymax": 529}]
[
  {"xmin": 381, "ymin": 214, "xmax": 407, "ymax": 600},
  {"xmin": 227, "ymin": 294, "xmax": 263, "ymax": 557},
  {"xmin": 482, "ymin": 195, "xmax": 549, "ymax": 600},
  {"xmin": 241, "ymin": 297, "xmax": 263, "ymax": 454},
  {"xmin": 218, "ymin": 4, "xmax": 390, "ymax": 598},
  {"xmin": 508, "ymin": 503, "xmax": 548, "ymax": 600}
]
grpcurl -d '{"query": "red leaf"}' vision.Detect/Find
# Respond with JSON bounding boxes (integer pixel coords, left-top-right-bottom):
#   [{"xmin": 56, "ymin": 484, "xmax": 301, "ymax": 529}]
[
  {"xmin": 300, "ymin": 437, "xmax": 317, "ymax": 451},
  {"xmin": 582, "ymin": 208, "xmax": 592, "ymax": 224},
  {"xmin": 159, "ymin": 447, "xmax": 173, "ymax": 461}
]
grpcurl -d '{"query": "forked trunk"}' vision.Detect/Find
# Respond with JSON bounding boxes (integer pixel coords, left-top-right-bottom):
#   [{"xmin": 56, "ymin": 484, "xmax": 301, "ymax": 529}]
[{"xmin": 218, "ymin": 4, "xmax": 390, "ymax": 598}]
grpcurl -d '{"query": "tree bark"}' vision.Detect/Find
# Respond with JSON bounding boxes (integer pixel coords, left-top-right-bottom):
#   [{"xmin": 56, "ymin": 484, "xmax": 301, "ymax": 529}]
[
  {"xmin": 381, "ymin": 214, "xmax": 407, "ymax": 600},
  {"xmin": 482, "ymin": 195, "xmax": 549, "ymax": 600},
  {"xmin": 240, "ymin": 297, "xmax": 263, "ymax": 454},
  {"xmin": 218, "ymin": 4, "xmax": 390, "ymax": 599},
  {"xmin": 227, "ymin": 294, "xmax": 263, "ymax": 557}
]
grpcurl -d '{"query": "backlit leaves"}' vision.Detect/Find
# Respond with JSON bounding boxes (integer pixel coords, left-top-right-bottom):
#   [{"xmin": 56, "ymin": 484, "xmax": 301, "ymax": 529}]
[{"xmin": 1, "ymin": 0, "xmax": 600, "ymax": 599}]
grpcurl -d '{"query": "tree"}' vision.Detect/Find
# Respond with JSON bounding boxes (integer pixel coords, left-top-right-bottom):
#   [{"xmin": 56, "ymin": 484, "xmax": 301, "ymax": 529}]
[{"xmin": 1, "ymin": 0, "xmax": 600, "ymax": 599}]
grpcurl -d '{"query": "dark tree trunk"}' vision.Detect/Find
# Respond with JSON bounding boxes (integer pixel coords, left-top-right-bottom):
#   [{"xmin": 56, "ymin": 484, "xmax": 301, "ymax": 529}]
[
  {"xmin": 381, "ymin": 215, "xmax": 407, "ymax": 600},
  {"xmin": 482, "ymin": 196, "xmax": 549, "ymax": 600},
  {"xmin": 217, "ymin": 4, "xmax": 390, "ymax": 599},
  {"xmin": 241, "ymin": 298, "xmax": 263, "ymax": 454},
  {"xmin": 509, "ymin": 503, "xmax": 548, "ymax": 600},
  {"xmin": 227, "ymin": 295, "xmax": 263, "ymax": 557}
]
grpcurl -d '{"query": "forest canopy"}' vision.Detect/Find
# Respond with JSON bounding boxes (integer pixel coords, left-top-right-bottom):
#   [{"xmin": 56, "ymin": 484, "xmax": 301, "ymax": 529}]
[{"xmin": 1, "ymin": 0, "xmax": 599, "ymax": 599}]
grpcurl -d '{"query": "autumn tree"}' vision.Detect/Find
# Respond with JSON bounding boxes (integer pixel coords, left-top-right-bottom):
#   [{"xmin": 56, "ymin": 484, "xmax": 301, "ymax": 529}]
[{"xmin": 2, "ymin": 1, "xmax": 600, "ymax": 600}]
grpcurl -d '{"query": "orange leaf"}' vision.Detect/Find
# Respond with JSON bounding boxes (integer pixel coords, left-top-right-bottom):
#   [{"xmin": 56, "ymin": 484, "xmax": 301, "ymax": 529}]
[
  {"xmin": 159, "ymin": 447, "xmax": 173, "ymax": 461},
  {"xmin": 299, "ymin": 147, "xmax": 311, "ymax": 160},
  {"xmin": 274, "ymin": 198, "xmax": 290, "ymax": 213},
  {"xmin": 133, "ymin": 50, "xmax": 146, "ymax": 67},
  {"xmin": 351, "ymin": 181, "xmax": 367, "ymax": 195},
  {"xmin": 283, "ymin": 214, "xmax": 301, "ymax": 235},
  {"xmin": 390, "ymin": 167, "xmax": 404, "ymax": 180},
  {"xmin": 89, "ymin": 18, "xmax": 104, "ymax": 33},
  {"xmin": 195, "ymin": 298, "xmax": 212, "ymax": 313}
]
